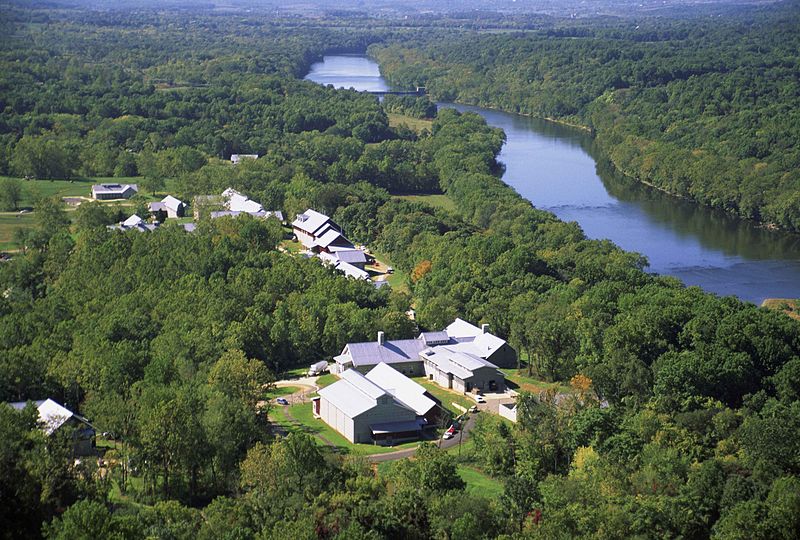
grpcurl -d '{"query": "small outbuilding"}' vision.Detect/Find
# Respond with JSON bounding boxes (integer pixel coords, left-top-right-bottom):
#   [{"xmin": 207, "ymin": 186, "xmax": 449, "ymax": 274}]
[{"xmin": 92, "ymin": 183, "xmax": 138, "ymax": 200}]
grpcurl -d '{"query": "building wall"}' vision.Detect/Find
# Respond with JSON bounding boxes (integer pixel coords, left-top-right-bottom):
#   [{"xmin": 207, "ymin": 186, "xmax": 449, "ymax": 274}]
[
  {"xmin": 319, "ymin": 397, "xmax": 356, "ymax": 442},
  {"xmin": 464, "ymin": 366, "xmax": 505, "ymax": 393},
  {"xmin": 293, "ymin": 228, "xmax": 316, "ymax": 249},
  {"xmin": 499, "ymin": 403, "xmax": 518, "ymax": 423},
  {"xmin": 353, "ymin": 361, "xmax": 423, "ymax": 377},
  {"xmin": 352, "ymin": 396, "xmax": 417, "ymax": 444},
  {"xmin": 487, "ymin": 343, "xmax": 518, "ymax": 368}
]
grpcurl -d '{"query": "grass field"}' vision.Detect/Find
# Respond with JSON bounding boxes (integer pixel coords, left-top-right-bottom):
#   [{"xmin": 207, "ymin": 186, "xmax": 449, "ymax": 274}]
[
  {"xmin": 412, "ymin": 377, "xmax": 475, "ymax": 415},
  {"xmin": 500, "ymin": 368, "xmax": 571, "ymax": 394},
  {"xmin": 366, "ymin": 249, "xmax": 409, "ymax": 293},
  {"xmin": 280, "ymin": 403, "xmax": 420, "ymax": 456},
  {"xmin": 0, "ymin": 212, "xmax": 36, "ymax": 250},
  {"xmin": 315, "ymin": 372, "xmax": 339, "ymax": 389},
  {"xmin": 393, "ymin": 193, "xmax": 457, "ymax": 213},
  {"xmin": 458, "ymin": 465, "xmax": 504, "ymax": 499},
  {"xmin": 387, "ymin": 113, "xmax": 433, "ymax": 134},
  {"xmin": 267, "ymin": 386, "xmax": 300, "ymax": 399}
]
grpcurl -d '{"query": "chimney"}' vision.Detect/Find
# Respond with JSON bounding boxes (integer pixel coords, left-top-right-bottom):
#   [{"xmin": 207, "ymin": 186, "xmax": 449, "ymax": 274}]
[
  {"xmin": 481, "ymin": 324, "xmax": 490, "ymax": 334},
  {"xmin": 378, "ymin": 331, "xmax": 385, "ymax": 346}
]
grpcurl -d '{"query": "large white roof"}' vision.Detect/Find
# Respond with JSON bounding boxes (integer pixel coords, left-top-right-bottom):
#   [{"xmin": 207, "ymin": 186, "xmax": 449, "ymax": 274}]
[
  {"xmin": 292, "ymin": 209, "xmax": 333, "ymax": 235},
  {"xmin": 161, "ymin": 195, "xmax": 184, "ymax": 212},
  {"xmin": 318, "ymin": 369, "xmax": 390, "ymax": 418},
  {"xmin": 445, "ymin": 318, "xmax": 484, "ymax": 338},
  {"xmin": 422, "ymin": 345, "xmax": 499, "ymax": 380},
  {"xmin": 366, "ymin": 363, "xmax": 436, "ymax": 416},
  {"xmin": 9, "ymin": 398, "xmax": 82, "ymax": 435}
]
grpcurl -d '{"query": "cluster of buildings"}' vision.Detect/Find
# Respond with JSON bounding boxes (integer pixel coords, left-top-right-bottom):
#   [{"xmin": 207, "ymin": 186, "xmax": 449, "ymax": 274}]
[
  {"xmin": 194, "ymin": 188, "xmax": 283, "ymax": 222},
  {"xmin": 314, "ymin": 318, "xmax": 517, "ymax": 445},
  {"xmin": 292, "ymin": 209, "xmax": 373, "ymax": 281}
]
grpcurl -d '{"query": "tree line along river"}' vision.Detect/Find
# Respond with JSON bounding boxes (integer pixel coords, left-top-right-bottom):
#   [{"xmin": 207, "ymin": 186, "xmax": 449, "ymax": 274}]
[{"xmin": 305, "ymin": 54, "xmax": 800, "ymax": 305}]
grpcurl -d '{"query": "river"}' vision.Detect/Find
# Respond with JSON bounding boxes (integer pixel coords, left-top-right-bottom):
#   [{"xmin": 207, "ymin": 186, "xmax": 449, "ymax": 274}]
[{"xmin": 305, "ymin": 54, "xmax": 800, "ymax": 304}]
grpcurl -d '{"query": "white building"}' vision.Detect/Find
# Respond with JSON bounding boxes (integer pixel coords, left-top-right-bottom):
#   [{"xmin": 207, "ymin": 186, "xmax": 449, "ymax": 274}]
[
  {"xmin": 313, "ymin": 368, "xmax": 424, "ymax": 445},
  {"xmin": 230, "ymin": 154, "xmax": 258, "ymax": 165},
  {"xmin": 91, "ymin": 183, "xmax": 138, "ymax": 200},
  {"xmin": 148, "ymin": 195, "xmax": 186, "ymax": 219}
]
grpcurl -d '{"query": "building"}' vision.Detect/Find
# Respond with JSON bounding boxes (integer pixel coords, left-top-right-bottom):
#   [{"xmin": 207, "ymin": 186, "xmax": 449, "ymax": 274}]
[
  {"xmin": 312, "ymin": 366, "xmax": 428, "ymax": 445},
  {"xmin": 318, "ymin": 252, "xmax": 371, "ymax": 281},
  {"xmin": 107, "ymin": 214, "xmax": 159, "ymax": 232},
  {"xmin": 421, "ymin": 345, "xmax": 505, "ymax": 394},
  {"xmin": 292, "ymin": 209, "xmax": 349, "ymax": 251},
  {"xmin": 148, "ymin": 195, "xmax": 186, "ymax": 219},
  {"xmin": 9, "ymin": 399, "xmax": 96, "ymax": 456},
  {"xmin": 333, "ymin": 331, "xmax": 427, "ymax": 376},
  {"xmin": 230, "ymin": 154, "xmax": 258, "ymax": 165},
  {"xmin": 365, "ymin": 363, "xmax": 440, "ymax": 424},
  {"xmin": 443, "ymin": 318, "xmax": 518, "ymax": 368},
  {"xmin": 332, "ymin": 319, "xmax": 516, "ymax": 394},
  {"xmin": 91, "ymin": 183, "xmax": 138, "ymax": 200},
  {"xmin": 499, "ymin": 402, "xmax": 518, "ymax": 423}
]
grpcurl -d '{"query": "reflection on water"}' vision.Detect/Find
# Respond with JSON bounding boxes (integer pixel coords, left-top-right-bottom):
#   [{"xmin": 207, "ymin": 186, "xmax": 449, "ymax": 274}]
[{"xmin": 306, "ymin": 56, "xmax": 800, "ymax": 304}]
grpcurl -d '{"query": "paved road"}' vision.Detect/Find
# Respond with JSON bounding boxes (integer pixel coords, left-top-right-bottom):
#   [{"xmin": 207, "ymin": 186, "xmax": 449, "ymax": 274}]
[{"xmin": 367, "ymin": 413, "xmax": 477, "ymax": 463}]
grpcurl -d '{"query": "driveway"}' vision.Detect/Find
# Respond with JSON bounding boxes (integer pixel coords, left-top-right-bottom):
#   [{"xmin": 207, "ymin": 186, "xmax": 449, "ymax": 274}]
[{"xmin": 368, "ymin": 413, "xmax": 477, "ymax": 463}]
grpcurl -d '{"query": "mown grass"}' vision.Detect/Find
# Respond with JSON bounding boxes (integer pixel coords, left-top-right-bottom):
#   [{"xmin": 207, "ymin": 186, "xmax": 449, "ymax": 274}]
[
  {"xmin": 267, "ymin": 386, "xmax": 300, "ymax": 399},
  {"xmin": 412, "ymin": 377, "xmax": 475, "ymax": 415},
  {"xmin": 393, "ymin": 193, "xmax": 457, "ymax": 213},
  {"xmin": 0, "ymin": 212, "xmax": 36, "ymax": 250}
]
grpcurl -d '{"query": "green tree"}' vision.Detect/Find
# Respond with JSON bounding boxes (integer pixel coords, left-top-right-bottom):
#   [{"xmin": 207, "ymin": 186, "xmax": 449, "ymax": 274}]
[{"xmin": 0, "ymin": 177, "xmax": 23, "ymax": 210}]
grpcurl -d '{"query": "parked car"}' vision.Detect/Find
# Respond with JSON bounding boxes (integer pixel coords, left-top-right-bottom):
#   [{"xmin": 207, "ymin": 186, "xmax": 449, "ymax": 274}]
[
  {"xmin": 469, "ymin": 405, "xmax": 479, "ymax": 413},
  {"xmin": 276, "ymin": 397, "xmax": 289, "ymax": 406},
  {"xmin": 442, "ymin": 426, "xmax": 456, "ymax": 440}
]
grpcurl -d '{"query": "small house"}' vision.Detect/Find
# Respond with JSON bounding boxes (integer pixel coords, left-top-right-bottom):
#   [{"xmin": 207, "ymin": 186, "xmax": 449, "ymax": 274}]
[
  {"xmin": 230, "ymin": 154, "xmax": 258, "ymax": 165},
  {"xmin": 148, "ymin": 195, "xmax": 186, "ymax": 219}
]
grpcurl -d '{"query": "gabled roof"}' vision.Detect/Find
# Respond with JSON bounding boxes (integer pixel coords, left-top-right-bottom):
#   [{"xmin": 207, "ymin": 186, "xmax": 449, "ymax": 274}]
[
  {"xmin": 366, "ymin": 363, "xmax": 436, "ymax": 416},
  {"xmin": 292, "ymin": 209, "xmax": 337, "ymax": 236},
  {"xmin": 162, "ymin": 195, "xmax": 185, "ymax": 212},
  {"xmin": 421, "ymin": 345, "xmax": 499, "ymax": 380},
  {"xmin": 148, "ymin": 202, "xmax": 167, "ymax": 212},
  {"xmin": 318, "ymin": 369, "xmax": 389, "ymax": 418},
  {"xmin": 9, "ymin": 399, "xmax": 90, "ymax": 436},
  {"xmin": 123, "ymin": 214, "xmax": 143, "ymax": 227},
  {"xmin": 335, "ymin": 249, "xmax": 367, "ymax": 265},
  {"xmin": 314, "ymin": 229, "xmax": 352, "ymax": 249},
  {"xmin": 342, "ymin": 339, "xmax": 426, "ymax": 367},
  {"xmin": 445, "ymin": 318, "xmax": 483, "ymax": 339}
]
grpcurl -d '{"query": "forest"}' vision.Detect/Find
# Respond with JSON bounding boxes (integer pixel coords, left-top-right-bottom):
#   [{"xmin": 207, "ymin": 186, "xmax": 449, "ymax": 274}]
[
  {"xmin": 1, "ymin": 3, "xmax": 800, "ymax": 539},
  {"xmin": 371, "ymin": 1, "xmax": 800, "ymax": 231}
]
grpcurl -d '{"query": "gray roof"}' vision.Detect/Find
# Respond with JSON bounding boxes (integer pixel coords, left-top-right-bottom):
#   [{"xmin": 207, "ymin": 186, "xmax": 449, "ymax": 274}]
[
  {"xmin": 148, "ymin": 202, "xmax": 167, "ymax": 212},
  {"xmin": 420, "ymin": 331, "xmax": 451, "ymax": 346},
  {"xmin": 366, "ymin": 363, "xmax": 436, "ymax": 416},
  {"xmin": 318, "ymin": 369, "xmax": 389, "ymax": 418},
  {"xmin": 343, "ymin": 339, "xmax": 426, "ymax": 367},
  {"xmin": 314, "ymin": 229, "xmax": 352, "ymax": 249},
  {"xmin": 92, "ymin": 183, "xmax": 138, "ymax": 195},
  {"xmin": 335, "ymin": 249, "xmax": 367, "ymax": 265},
  {"xmin": 182, "ymin": 223, "xmax": 197, "ymax": 232},
  {"xmin": 292, "ymin": 209, "xmax": 338, "ymax": 236},
  {"xmin": 421, "ymin": 345, "xmax": 499, "ymax": 380}
]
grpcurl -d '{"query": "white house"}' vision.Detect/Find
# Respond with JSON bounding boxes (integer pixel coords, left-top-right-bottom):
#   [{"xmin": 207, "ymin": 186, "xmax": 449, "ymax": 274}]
[
  {"xmin": 91, "ymin": 183, "xmax": 138, "ymax": 200},
  {"xmin": 292, "ymin": 209, "xmax": 353, "ymax": 251},
  {"xmin": 148, "ymin": 195, "xmax": 186, "ymax": 219},
  {"xmin": 313, "ymin": 368, "xmax": 424, "ymax": 445},
  {"xmin": 420, "ymin": 345, "xmax": 505, "ymax": 394},
  {"xmin": 9, "ymin": 399, "xmax": 96, "ymax": 455}
]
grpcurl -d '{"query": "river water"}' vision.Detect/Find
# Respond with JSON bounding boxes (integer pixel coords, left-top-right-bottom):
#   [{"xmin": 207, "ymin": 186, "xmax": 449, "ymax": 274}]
[{"xmin": 305, "ymin": 54, "xmax": 800, "ymax": 304}]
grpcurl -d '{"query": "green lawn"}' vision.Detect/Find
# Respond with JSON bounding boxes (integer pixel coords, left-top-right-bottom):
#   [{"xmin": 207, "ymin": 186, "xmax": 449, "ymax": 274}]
[
  {"xmin": 458, "ymin": 465, "xmax": 504, "ymax": 499},
  {"xmin": 500, "ymin": 368, "xmax": 571, "ymax": 394},
  {"xmin": 280, "ymin": 403, "xmax": 420, "ymax": 456},
  {"xmin": 267, "ymin": 386, "xmax": 300, "ymax": 398},
  {"xmin": 366, "ymin": 249, "xmax": 409, "ymax": 293},
  {"xmin": 393, "ymin": 194, "xmax": 457, "ymax": 213},
  {"xmin": 316, "ymin": 372, "xmax": 338, "ymax": 389},
  {"xmin": 0, "ymin": 212, "xmax": 36, "ymax": 250},
  {"xmin": 412, "ymin": 377, "xmax": 476, "ymax": 416}
]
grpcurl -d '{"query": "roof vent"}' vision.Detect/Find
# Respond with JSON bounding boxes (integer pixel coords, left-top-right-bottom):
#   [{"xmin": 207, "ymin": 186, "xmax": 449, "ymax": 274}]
[
  {"xmin": 378, "ymin": 331, "xmax": 385, "ymax": 346},
  {"xmin": 481, "ymin": 324, "xmax": 490, "ymax": 334}
]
